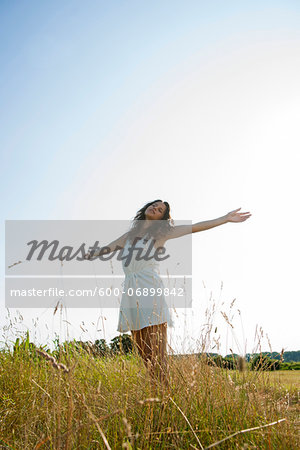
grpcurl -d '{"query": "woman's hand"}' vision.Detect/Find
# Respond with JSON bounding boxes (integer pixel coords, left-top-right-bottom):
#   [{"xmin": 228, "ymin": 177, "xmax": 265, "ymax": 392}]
[{"xmin": 226, "ymin": 207, "xmax": 251, "ymax": 223}]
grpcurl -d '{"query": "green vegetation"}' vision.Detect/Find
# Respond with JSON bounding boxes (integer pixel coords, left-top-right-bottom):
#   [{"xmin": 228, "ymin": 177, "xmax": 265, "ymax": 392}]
[
  {"xmin": 246, "ymin": 351, "xmax": 300, "ymax": 363},
  {"xmin": 0, "ymin": 331, "xmax": 299, "ymax": 449},
  {"xmin": 203, "ymin": 352, "xmax": 300, "ymax": 371}
]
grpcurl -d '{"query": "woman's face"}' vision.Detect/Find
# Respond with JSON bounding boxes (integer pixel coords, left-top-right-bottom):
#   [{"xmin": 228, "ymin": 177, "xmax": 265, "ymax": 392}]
[{"xmin": 145, "ymin": 201, "xmax": 167, "ymax": 220}]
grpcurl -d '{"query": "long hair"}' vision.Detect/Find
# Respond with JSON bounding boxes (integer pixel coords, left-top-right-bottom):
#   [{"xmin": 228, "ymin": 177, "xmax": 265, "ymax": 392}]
[{"xmin": 127, "ymin": 199, "xmax": 174, "ymax": 244}]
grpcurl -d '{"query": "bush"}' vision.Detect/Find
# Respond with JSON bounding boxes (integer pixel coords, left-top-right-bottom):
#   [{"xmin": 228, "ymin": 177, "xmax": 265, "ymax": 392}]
[
  {"xmin": 95, "ymin": 338, "xmax": 110, "ymax": 356},
  {"xmin": 110, "ymin": 334, "xmax": 133, "ymax": 354},
  {"xmin": 251, "ymin": 354, "xmax": 281, "ymax": 371},
  {"xmin": 281, "ymin": 362, "xmax": 300, "ymax": 370},
  {"xmin": 204, "ymin": 354, "xmax": 238, "ymax": 370}
]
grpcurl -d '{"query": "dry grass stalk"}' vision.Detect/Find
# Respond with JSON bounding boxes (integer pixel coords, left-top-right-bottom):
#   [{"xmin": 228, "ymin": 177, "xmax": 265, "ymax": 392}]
[
  {"xmin": 221, "ymin": 311, "xmax": 234, "ymax": 328},
  {"xmin": 137, "ymin": 397, "xmax": 161, "ymax": 405},
  {"xmin": 65, "ymin": 376, "xmax": 74, "ymax": 450},
  {"xmin": 36, "ymin": 348, "xmax": 69, "ymax": 373},
  {"xmin": 73, "ymin": 389, "xmax": 112, "ymax": 450},
  {"xmin": 31, "ymin": 378, "xmax": 55, "ymax": 404},
  {"xmin": 204, "ymin": 418, "xmax": 287, "ymax": 449},
  {"xmin": 122, "ymin": 416, "xmax": 134, "ymax": 448},
  {"xmin": 169, "ymin": 397, "xmax": 204, "ymax": 450},
  {"xmin": 7, "ymin": 260, "xmax": 22, "ymax": 269},
  {"xmin": 34, "ymin": 435, "xmax": 50, "ymax": 449},
  {"xmin": 53, "ymin": 301, "xmax": 60, "ymax": 316}
]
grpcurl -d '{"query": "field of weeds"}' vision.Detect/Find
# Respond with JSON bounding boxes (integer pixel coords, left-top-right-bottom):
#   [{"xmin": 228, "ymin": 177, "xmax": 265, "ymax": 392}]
[{"xmin": 0, "ymin": 341, "xmax": 299, "ymax": 449}]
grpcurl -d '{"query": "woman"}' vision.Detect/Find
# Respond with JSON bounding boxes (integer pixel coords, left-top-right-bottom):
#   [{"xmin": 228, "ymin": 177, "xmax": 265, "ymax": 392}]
[{"xmin": 85, "ymin": 200, "xmax": 251, "ymax": 388}]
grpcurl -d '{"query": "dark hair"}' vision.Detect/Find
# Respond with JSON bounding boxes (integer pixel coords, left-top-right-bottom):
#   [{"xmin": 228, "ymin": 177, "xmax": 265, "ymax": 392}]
[{"xmin": 127, "ymin": 199, "xmax": 174, "ymax": 244}]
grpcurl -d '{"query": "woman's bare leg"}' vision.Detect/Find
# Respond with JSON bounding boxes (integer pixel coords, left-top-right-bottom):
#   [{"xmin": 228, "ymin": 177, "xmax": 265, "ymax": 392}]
[
  {"xmin": 131, "ymin": 326, "xmax": 152, "ymax": 369},
  {"xmin": 149, "ymin": 323, "xmax": 170, "ymax": 388},
  {"xmin": 131, "ymin": 323, "xmax": 169, "ymax": 389}
]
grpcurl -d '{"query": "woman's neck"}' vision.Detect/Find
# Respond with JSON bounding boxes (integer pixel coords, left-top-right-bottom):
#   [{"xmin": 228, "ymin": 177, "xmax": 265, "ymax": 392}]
[{"xmin": 139, "ymin": 219, "xmax": 153, "ymax": 232}]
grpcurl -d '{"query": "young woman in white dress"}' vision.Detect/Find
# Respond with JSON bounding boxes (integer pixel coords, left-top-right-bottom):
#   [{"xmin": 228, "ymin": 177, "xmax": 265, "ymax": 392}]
[{"xmin": 85, "ymin": 200, "xmax": 251, "ymax": 388}]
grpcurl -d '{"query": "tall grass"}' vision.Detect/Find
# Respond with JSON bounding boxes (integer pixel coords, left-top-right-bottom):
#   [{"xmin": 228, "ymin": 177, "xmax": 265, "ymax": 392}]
[
  {"xmin": 0, "ymin": 332, "xmax": 299, "ymax": 448},
  {"xmin": 0, "ymin": 284, "xmax": 299, "ymax": 449}
]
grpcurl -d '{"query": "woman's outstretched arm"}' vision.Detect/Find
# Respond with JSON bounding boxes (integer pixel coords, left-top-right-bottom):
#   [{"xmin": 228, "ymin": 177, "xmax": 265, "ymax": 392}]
[
  {"xmin": 164, "ymin": 208, "xmax": 251, "ymax": 241},
  {"xmin": 192, "ymin": 207, "xmax": 251, "ymax": 233},
  {"xmin": 84, "ymin": 231, "xmax": 129, "ymax": 259}
]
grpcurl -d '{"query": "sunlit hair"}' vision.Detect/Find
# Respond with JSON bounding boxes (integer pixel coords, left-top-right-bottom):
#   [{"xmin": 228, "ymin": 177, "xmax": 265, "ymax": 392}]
[{"xmin": 127, "ymin": 199, "xmax": 174, "ymax": 244}]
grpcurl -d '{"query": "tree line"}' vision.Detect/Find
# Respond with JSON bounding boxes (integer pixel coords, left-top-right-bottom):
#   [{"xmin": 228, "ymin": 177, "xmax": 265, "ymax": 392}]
[{"xmin": 7, "ymin": 331, "xmax": 300, "ymax": 371}]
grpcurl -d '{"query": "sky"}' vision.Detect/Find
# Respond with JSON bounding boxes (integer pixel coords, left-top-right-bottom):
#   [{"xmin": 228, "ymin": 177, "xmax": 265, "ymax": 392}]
[{"xmin": 1, "ymin": 0, "xmax": 300, "ymax": 355}]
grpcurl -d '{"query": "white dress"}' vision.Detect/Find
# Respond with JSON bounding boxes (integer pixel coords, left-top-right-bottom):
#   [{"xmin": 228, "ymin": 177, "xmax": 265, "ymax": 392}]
[{"xmin": 117, "ymin": 235, "xmax": 175, "ymax": 332}]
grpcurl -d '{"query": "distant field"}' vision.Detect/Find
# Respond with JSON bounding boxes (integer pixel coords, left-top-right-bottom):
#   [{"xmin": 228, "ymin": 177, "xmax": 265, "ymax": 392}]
[
  {"xmin": 265, "ymin": 370, "xmax": 300, "ymax": 390},
  {"xmin": 227, "ymin": 368, "xmax": 300, "ymax": 391}
]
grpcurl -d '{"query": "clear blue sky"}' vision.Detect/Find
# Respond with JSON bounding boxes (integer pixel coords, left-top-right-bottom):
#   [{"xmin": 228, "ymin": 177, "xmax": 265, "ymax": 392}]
[
  {"xmin": 1, "ymin": 1, "xmax": 300, "ymax": 354},
  {"xmin": 1, "ymin": 0, "xmax": 298, "ymax": 220}
]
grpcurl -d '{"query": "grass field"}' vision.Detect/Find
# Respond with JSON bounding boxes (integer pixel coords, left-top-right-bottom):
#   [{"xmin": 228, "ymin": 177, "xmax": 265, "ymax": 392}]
[
  {"xmin": 264, "ymin": 370, "xmax": 300, "ymax": 390},
  {"xmin": 227, "ymin": 367, "xmax": 300, "ymax": 391},
  {"xmin": 0, "ymin": 343, "xmax": 299, "ymax": 449}
]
